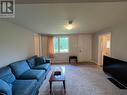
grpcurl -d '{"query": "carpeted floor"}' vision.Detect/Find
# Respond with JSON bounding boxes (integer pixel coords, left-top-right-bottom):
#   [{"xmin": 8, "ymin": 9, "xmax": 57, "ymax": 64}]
[{"xmin": 39, "ymin": 64, "xmax": 127, "ymax": 95}]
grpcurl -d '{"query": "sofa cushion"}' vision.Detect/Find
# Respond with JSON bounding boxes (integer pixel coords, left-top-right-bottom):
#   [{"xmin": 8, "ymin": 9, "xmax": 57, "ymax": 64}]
[
  {"xmin": 10, "ymin": 60, "xmax": 30, "ymax": 78},
  {"xmin": 19, "ymin": 69, "xmax": 46, "ymax": 80},
  {"xmin": 27, "ymin": 56, "xmax": 38, "ymax": 68},
  {"xmin": 40, "ymin": 56, "xmax": 46, "ymax": 63},
  {"xmin": 36, "ymin": 57, "xmax": 51, "ymax": 65},
  {"xmin": 0, "ymin": 66, "xmax": 15, "ymax": 84},
  {"xmin": 38, "ymin": 56, "xmax": 49, "ymax": 63},
  {"xmin": 0, "ymin": 79, "xmax": 12, "ymax": 95},
  {"xmin": 12, "ymin": 80, "xmax": 37, "ymax": 95},
  {"xmin": 33, "ymin": 63, "xmax": 51, "ymax": 71},
  {"xmin": 35, "ymin": 57, "xmax": 45, "ymax": 65}
]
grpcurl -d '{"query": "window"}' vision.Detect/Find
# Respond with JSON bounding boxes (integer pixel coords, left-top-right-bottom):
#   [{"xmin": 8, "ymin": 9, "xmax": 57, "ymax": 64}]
[
  {"xmin": 53, "ymin": 36, "xmax": 69, "ymax": 53},
  {"xmin": 54, "ymin": 37, "xmax": 59, "ymax": 53}
]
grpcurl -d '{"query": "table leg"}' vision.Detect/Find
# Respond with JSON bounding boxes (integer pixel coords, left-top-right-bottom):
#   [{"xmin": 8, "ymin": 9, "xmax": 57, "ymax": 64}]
[
  {"xmin": 63, "ymin": 80, "xmax": 66, "ymax": 92},
  {"xmin": 49, "ymin": 81, "xmax": 52, "ymax": 94}
]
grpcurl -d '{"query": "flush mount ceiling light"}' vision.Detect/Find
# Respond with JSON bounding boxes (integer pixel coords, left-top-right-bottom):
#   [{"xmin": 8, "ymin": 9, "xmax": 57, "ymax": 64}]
[{"xmin": 65, "ymin": 20, "xmax": 73, "ymax": 30}]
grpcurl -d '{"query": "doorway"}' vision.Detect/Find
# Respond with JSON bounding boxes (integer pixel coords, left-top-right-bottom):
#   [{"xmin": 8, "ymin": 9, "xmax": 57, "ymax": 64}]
[{"xmin": 98, "ymin": 33, "xmax": 111, "ymax": 66}]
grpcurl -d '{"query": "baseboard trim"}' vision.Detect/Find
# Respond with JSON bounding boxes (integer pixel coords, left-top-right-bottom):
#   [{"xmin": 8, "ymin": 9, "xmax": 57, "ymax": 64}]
[
  {"xmin": 52, "ymin": 62, "xmax": 68, "ymax": 64},
  {"xmin": 52, "ymin": 61, "xmax": 96, "ymax": 65}
]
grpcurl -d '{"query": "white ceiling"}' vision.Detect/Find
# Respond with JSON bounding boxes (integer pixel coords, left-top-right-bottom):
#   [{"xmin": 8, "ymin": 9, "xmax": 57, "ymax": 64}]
[{"xmin": 8, "ymin": 2, "xmax": 127, "ymax": 34}]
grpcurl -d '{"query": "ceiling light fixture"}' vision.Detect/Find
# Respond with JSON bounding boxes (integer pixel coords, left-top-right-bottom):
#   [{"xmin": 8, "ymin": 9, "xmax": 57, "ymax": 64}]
[{"xmin": 65, "ymin": 20, "xmax": 73, "ymax": 30}]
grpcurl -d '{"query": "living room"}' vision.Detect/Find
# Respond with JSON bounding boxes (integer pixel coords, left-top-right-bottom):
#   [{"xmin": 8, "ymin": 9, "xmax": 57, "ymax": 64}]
[{"xmin": 0, "ymin": 0, "xmax": 127, "ymax": 95}]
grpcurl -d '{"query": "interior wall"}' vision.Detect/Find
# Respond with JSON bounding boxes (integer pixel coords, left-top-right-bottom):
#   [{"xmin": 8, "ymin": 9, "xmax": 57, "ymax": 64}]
[
  {"xmin": 69, "ymin": 35, "xmax": 78, "ymax": 56},
  {"xmin": 111, "ymin": 23, "xmax": 127, "ymax": 61},
  {"xmin": 52, "ymin": 35, "xmax": 79, "ymax": 63},
  {"xmin": 0, "ymin": 20, "xmax": 34, "ymax": 67},
  {"xmin": 92, "ymin": 34, "xmax": 98, "ymax": 63},
  {"xmin": 92, "ymin": 22, "xmax": 127, "ymax": 64},
  {"xmin": 41, "ymin": 34, "xmax": 92, "ymax": 63}
]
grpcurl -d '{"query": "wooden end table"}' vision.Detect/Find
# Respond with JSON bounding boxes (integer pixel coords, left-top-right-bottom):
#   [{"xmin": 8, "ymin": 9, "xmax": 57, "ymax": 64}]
[{"xmin": 49, "ymin": 71, "xmax": 66, "ymax": 94}]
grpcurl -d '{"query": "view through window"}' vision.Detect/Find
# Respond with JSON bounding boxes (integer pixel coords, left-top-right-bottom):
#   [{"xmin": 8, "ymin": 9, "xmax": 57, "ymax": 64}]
[{"xmin": 53, "ymin": 36, "xmax": 69, "ymax": 53}]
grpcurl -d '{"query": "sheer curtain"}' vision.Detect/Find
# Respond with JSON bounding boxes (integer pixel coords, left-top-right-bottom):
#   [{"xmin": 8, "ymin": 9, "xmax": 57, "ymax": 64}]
[
  {"xmin": 34, "ymin": 33, "xmax": 42, "ymax": 56},
  {"xmin": 47, "ymin": 36, "xmax": 54, "ymax": 58},
  {"xmin": 34, "ymin": 33, "xmax": 54, "ymax": 58}
]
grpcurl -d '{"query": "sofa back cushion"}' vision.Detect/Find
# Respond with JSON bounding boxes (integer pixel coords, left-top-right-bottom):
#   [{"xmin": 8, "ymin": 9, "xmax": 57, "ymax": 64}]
[
  {"xmin": 35, "ymin": 57, "xmax": 45, "ymax": 65},
  {"xmin": 0, "ymin": 79, "xmax": 12, "ymax": 95},
  {"xmin": 41, "ymin": 56, "xmax": 47, "ymax": 63},
  {"xmin": 0, "ymin": 66, "xmax": 15, "ymax": 84},
  {"xmin": 10, "ymin": 60, "xmax": 30, "ymax": 78},
  {"xmin": 27, "ymin": 55, "xmax": 37, "ymax": 68}
]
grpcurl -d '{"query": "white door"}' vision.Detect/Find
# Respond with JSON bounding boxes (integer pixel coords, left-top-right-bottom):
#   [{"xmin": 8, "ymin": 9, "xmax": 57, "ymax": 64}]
[{"xmin": 78, "ymin": 35, "xmax": 92, "ymax": 62}]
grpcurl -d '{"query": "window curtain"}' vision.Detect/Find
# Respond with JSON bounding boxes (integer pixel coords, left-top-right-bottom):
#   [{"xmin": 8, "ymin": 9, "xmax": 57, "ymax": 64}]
[
  {"xmin": 47, "ymin": 36, "xmax": 54, "ymax": 58},
  {"xmin": 34, "ymin": 33, "xmax": 42, "ymax": 56}
]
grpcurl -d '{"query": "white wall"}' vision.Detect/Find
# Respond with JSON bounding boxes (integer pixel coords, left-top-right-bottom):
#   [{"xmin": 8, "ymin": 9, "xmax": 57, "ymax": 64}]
[
  {"xmin": 0, "ymin": 20, "xmax": 34, "ymax": 67},
  {"xmin": 92, "ymin": 34, "xmax": 98, "ymax": 63},
  {"xmin": 111, "ymin": 23, "xmax": 127, "ymax": 61},
  {"xmin": 92, "ymin": 22, "xmax": 127, "ymax": 63},
  {"xmin": 52, "ymin": 35, "xmax": 79, "ymax": 63},
  {"xmin": 42, "ymin": 34, "xmax": 92, "ymax": 63},
  {"xmin": 34, "ymin": 33, "xmax": 92, "ymax": 64}
]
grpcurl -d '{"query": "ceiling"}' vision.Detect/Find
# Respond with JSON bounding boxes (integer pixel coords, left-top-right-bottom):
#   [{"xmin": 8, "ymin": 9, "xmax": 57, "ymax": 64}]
[
  {"xmin": 8, "ymin": 2, "xmax": 127, "ymax": 34},
  {"xmin": 16, "ymin": 0, "xmax": 127, "ymax": 4}
]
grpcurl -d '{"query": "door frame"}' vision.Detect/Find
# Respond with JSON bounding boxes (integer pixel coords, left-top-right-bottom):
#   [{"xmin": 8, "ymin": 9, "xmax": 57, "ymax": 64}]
[{"xmin": 98, "ymin": 32, "xmax": 111, "ymax": 66}]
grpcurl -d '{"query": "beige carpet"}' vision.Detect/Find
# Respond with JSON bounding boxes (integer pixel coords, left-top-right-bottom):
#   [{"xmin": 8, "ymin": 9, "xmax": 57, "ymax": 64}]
[{"xmin": 39, "ymin": 64, "xmax": 127, "ymax": 95}]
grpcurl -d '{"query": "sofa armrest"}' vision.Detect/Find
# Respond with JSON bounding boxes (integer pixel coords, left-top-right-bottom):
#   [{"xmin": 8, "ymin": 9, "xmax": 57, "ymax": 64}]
[
  {"xmin": 0, "ymin": 92, "xmax": 6, "ymax": 95},
  {"xmin": 0, "ymin": 79, "xmax": 12, "ymax": 95}
]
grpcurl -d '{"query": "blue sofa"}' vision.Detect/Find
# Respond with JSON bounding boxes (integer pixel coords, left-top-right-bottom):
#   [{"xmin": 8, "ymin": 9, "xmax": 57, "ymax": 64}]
[
  {"xmin": 0, "ymin": 56, "xmax": 51, "ymax": 95},
  {"xmin": 27, "ymin": 56, "xmax": 51, "ymax": 76}
]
